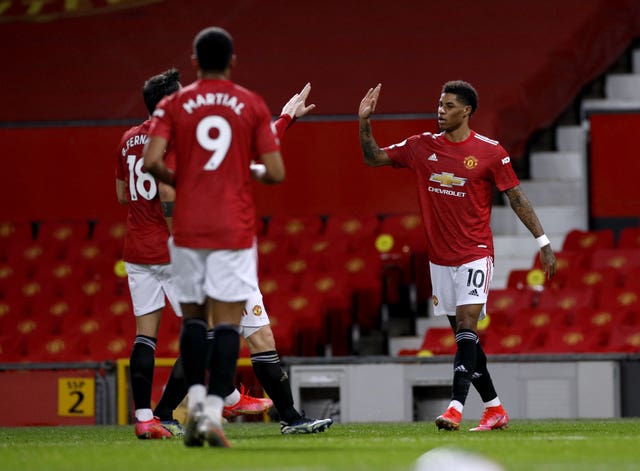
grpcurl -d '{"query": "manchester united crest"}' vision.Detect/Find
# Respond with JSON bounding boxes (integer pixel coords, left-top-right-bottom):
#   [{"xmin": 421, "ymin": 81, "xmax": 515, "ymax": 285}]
[
  {"xmin": 463, "ymin": 156, "xmax": 478, "ymax": 169},
  {"xmin": 252, "ymin": 305, "xmax": 263, "ymax": 316}
]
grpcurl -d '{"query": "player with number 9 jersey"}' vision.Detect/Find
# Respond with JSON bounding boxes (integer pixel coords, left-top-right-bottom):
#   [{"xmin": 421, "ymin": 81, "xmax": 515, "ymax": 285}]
[
  {"xmin": 115, "ymin": 121, "xmax": 170, "ymax": 264},
  {"xmin": 148, "ymin": 79, "xmax": 279, "ymax": 250}
]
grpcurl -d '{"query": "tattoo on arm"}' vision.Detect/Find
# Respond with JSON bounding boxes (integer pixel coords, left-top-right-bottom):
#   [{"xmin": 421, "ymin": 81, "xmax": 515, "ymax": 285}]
[
  {"xmin": 505, "ymin": 186, "xmax": 545, "ymax": 237},
  {"xmin": 359, "ymin": 119, "xmax": 382, "ymax": 164}
]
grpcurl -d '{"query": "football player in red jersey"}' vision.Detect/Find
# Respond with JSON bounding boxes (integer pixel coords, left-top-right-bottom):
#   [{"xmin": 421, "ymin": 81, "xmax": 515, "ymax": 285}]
[
  {"xmin": 359, "ymin": 81, "xmax": 556, "ymax": 432},
  {"xmin": 115, "ymin": 68, "xmax": 183, "ymax": 440},
  {"xmin": 144, "ymin": 27, "xmax": 330, "ymax": 447},
  {"xmin": 156, "ymin": 85, "xmax": 333, "ymax": 436}
]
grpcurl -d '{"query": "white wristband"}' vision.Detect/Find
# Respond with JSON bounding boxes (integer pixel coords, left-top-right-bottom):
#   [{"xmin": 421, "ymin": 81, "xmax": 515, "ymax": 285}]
[
  {"xmin": 536, "ymin": 234, "xmax": 550, "ymax": 248},
  {"xmin": 250, "ymin": 163, "xmax": 267, "ymax": 178}
]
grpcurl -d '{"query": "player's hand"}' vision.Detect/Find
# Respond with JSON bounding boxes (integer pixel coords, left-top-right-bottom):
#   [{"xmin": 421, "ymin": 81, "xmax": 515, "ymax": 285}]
[
  {"xmin": 540, "ymin": 245, "xmax": 557, "ymax": 279},
  {"xmin": 359, "ymin": 83, "xmax": 381, "ymax": 119},
  {"xmin": 281, "ymin": 83, "xmax": 316, "ymax": 118}
]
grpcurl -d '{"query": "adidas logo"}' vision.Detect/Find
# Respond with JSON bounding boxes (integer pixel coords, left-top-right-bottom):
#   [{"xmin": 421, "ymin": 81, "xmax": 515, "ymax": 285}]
[
  {"xmin": 468, "ymin": 289, "xmax": 479, "ymax": 296},
  {"xmin": 454, "ymin": 365, "xmax": 468, "ymax": 373},
  {"xmin": 428, "ymin": 153, "xmax": 438, "ymax": 161}
]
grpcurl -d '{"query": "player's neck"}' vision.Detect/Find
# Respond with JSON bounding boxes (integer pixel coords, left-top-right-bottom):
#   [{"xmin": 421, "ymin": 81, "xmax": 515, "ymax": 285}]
[
  {"xmin": 444, "ymin": 125, "xmax": 471, "ymax": 143},
  {"xmin": 198, "ymin": 71, "xmax": 229, "ymax": 80}
]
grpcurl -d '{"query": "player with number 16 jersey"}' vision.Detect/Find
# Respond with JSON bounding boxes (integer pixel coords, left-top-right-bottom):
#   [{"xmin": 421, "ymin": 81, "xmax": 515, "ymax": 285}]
[{"xmin": 148, "ymin": 80, "xmax": 279, "ymax": 250}]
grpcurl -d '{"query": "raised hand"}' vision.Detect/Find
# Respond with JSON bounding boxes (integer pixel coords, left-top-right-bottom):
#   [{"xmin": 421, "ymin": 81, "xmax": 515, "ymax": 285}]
[
  {"xmin": 281, "ymin": 82, "xmax": 316, "ymax": 118},
  {"xmin": 359, "ymin": 83, "xmax": 381, "ymax": 119}
]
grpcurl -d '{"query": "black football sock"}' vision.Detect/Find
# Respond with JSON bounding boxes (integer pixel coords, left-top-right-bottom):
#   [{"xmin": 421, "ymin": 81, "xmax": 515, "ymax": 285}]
[
  {"xmin": 471, "ymin": 341, "xmax": 498, "ymax": 403},
  {"xmin": 251, "ymin": 350, "xmax": 301, "ymax": 424},
  {"xmin": 153, "ymin": 356, "xmax": 188, "ymax": 421},
  {"xmin": 206, "ymin": 328, "xmax": 236, "ymax": 398},
  {"xmin": 451, "ymin": 329, "xmax": 478, "ymax": 406},
  {"xmin": 130, "ymin": 335, "xmax": 157, "ymax": 412},
  {"xmin": 179, "ymin": 318, "xmax": 208, "ymax": 387},
  {"xmin": 207, "ymin": 325, "xmax": 240, "ymax": 398}
]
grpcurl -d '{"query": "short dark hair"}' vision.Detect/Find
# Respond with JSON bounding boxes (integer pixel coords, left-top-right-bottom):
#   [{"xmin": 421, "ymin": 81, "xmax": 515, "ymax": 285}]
[
  {"xmin": 193, "ymin": 27, "xmax": 234, "ymax": 73},
  {"xmin": 142, "ymin": 68, "xmax": 180, "ymax": 114},
  {"xmin": 442, "ymin": 80, "xmax": 478, "ymax": 115}
]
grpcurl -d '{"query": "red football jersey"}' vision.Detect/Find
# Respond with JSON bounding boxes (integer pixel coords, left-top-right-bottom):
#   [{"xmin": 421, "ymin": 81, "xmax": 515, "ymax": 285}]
[
  {"xmin": 149, "ymin": 79, "xmax": 279, "ymax": 249},
  {"xmin": 384, "ymin": 131, "xmax": 519, "ymax": 266},
  {"xmin": 115, "ymin": 120, "xmax": 170, "ymax": 264}
]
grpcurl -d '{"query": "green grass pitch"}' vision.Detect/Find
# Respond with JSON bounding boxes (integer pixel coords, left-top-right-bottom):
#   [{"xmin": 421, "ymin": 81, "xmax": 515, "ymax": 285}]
[{"xmin": 2, "ymin": 419, "xmax": 640, "ymax": 471}]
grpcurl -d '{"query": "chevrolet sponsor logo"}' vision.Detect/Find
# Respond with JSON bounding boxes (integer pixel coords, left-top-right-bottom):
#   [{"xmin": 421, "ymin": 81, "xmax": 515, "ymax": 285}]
[{"xmin": 429, "ymin": 172, "xmax": 467, "ymax": 188}]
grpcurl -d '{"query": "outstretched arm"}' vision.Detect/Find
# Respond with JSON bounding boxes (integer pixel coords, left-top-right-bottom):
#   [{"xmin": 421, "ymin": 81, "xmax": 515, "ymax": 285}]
[
  {"xmin": 504, "ymin": 185, "xmax": 557, "ymax": 278},
  {"xmin": 274, "ymin": 82, "xmax": 316, "ymax": 139},
  {"xmin": 358, "ymin": 84, "xmax": 392, "ymax": 167}
]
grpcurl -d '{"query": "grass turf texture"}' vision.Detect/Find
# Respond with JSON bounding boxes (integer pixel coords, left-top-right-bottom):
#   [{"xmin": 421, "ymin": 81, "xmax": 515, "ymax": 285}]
[{"xmin": 2, "ymin": 419, "xmax": 640, "ymax": 471}]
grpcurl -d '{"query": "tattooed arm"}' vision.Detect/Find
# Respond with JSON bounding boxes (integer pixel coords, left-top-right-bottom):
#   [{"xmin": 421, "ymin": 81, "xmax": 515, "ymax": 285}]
[
  {"xmin": 358, "ymin": 84, "xmax": 393, "ymax": 167},
  {"xmin": 504, "ymin": 185, "xmax": 557, "ymax": 278}
]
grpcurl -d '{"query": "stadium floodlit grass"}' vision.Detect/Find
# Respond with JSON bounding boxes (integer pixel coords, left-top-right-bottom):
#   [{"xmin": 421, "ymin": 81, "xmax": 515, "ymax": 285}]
[{"xmin": 2, "ymin": 419, "xmax": 640, "ymax": 471}]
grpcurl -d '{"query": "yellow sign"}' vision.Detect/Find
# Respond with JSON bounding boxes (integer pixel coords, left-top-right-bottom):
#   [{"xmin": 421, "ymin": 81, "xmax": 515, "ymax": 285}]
[
  {"xmin": 58, "ymin": 377, "xmax": 95, "ymax": 417},
  {"xmin": 375, "ymin": 234, "xmax": 394, "ymax": 253}
]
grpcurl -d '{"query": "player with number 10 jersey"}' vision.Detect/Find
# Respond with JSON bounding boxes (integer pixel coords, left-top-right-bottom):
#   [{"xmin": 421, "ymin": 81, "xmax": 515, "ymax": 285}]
[{"xmin": 149, "ymin": 80, "xmax": 279, "ymax": 250}]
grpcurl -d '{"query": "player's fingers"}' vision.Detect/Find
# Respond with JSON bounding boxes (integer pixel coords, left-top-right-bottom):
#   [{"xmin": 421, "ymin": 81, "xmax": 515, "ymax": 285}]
[{"xmin": 299, "ymin": 83, "xmax": 311, "ymax": 98}]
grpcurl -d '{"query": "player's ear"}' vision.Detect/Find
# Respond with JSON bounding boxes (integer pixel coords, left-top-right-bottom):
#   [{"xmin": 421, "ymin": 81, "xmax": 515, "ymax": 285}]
[
  {"xmin": 229, "ymin": 54, "xmax": 237, "ymax": 70},
  {"xmin": 191, "ymin": 54, "xmax": 199, "ymax": 73}
]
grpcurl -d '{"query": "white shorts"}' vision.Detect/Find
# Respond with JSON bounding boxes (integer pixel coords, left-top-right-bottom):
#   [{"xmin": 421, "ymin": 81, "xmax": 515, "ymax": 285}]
[
  {"xmin": 429, "ymin": 256, "xmax": 493, "ymax": 320},
  {"xmin": 241, "ymin": 289, "xmax": 271, "ymax": 337},
  {"xmin": 170, "ymin": 238, "xmax": 258, "ymax": 304},
  {"xmin": 125, "ymin": 262, "xmax": 183, "ymax": 317}
]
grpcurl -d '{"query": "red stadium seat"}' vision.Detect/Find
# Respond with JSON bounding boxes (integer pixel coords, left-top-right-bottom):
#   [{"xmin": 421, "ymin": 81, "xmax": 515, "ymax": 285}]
[
  {"xmin": 7, "ymin": 240, "xmax": 57, "ymax": 278},
  {"xmin": 0, "ymin": 220, "xmax": 34, "ymax": 262},
  {"xmin": 27, "ymin": 334, "xmax": 89, "ymax": 362},
  {"xmin": 0, "ymin": 334, "xmax": 28, "ymax": 362},
  {"xmin": 562, "ymin": 228, "xmax": 615, "ymax": 253},
  {"xmin": 256, "ymin": 235, "xmax": 296, "ymax": 275},
  {"xmin": 328, "ymin": 250, "xmax": 382, "ymax": 331},
  {"xmin": 90, "ymin": 295, "xmax": 135, "ymax": 336},
  {"xmin": 0, "ymin": 261, "xmax": 32, "ymax": 298},
  {"xmin": 35, "ymin": 261, "xmax": 90, "ymax": 297},
  {"xmin": 536, "ymin": 288, "xmax": 596, "ymax": 314},
  {"xmin": 482, "ymin": 326, "xmax": 535, "ymax": 355},
  {"xmin": 33, "ymin": 297, "xmax": 92, "ymax": 335},
  {"xmin": 486, "ymin": 289, "xmax": 535, "ymax": 325},
  {"xmin": 36, "ymin": 221, "xmax": 90, "ymax": 260},
  {"xmin": 86, "ymin": 332, "xmax": 130, "ymax": 360},
  {"xmin": 67, "ymin": 240, "xmax": 119, "ymax": 277},
  {"xmin": 155, "ymin": 331, "xmax": 180, "ymax": 358},
  {"xmin": 533, "ymin": 326, "xmax": 603, "ymax": 354},
  {"xmin": 265, "ymin": 215, "xmax": 324, "ymax": 252},
  {"xmin": 596, "ymin": 287, "xmax": 640, "ymax": 312},
  {"xmin": 297, "ymin": 236, "xmax": 350, "ymax": 272},
  {"xmin": 564, "ymin": 267, "xmax": 621, "ymax": 291},
  {"xmin": 323, "ymin": 214, "xmax": 380, "ymax": 252},
  {"xmin": 617, "ymin": 227, "xmax": 640, "ymax": 249},
  {"xmin": 268, "ymin": 291, "xmax": 327, "ymax": 356},
  {"xmin": 511, "ymin": 307, "xmax": 572, "ymax": 335},
  {"xmin": 603, "ymin": 325, "xmax": 640, "ymax": 353},
  {"xmin": 378, "ymin": 213, "xmax": 427, "ymax": 254},
  {"xmin": 91, "ymin": 220, "xmax": 127, "ymax": 260},
  {"xmin": 417, "ymin": 327, "xmax": 456, "ymax": 355},
  {"xmin": 299, "ymin": 270, "xmax": 353, "ymax": 356},
  {"xmin": 589, "ymin": 249, "xmax": 640, "ymax": 279}
]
